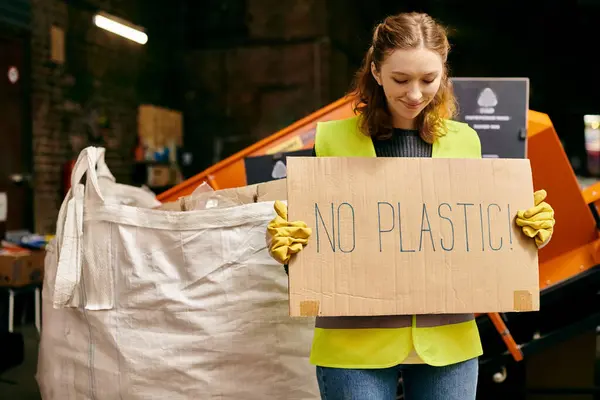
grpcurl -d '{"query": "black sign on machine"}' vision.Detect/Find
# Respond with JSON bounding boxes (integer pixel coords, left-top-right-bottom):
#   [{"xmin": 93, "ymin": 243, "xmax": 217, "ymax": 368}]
[
  {"xmin": 451, "ymin": 78, "xmax": 529, "ymax": 159},
  {"xmin": 244, "ymin": 149, "xmax": 313, "ymax": 185}
]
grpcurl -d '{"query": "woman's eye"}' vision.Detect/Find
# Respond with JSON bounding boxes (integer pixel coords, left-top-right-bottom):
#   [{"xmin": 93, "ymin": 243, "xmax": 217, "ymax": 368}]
[
  {"xmin": 393, "ymin": 79, "xmax": 407, "ymax": 84},
  {"xmin": 422, "ymin": 80, "xmax": 434, "ymax": 84}
]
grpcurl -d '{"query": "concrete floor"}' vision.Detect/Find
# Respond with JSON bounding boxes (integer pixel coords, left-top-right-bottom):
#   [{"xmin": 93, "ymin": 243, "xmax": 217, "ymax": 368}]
[{"xmin": 0, "ymin": 324, "xmax": 41, "ymax": 399}]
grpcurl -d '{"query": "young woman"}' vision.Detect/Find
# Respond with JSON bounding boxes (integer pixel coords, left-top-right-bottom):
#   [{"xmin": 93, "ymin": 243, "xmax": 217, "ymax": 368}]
[{"xmin": 267, "ymin": 12, "xmax": 555, "ymax": 400}]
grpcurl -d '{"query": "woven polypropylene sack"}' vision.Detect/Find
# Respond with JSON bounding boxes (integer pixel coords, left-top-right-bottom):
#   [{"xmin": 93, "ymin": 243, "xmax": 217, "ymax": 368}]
[
  {"xmin": 36, "ymin": 147, "xmax": 318, "ymax": 399},
  {"xmin": 94, "ymin": 147, "xmax": 161, "ymax": 209}
]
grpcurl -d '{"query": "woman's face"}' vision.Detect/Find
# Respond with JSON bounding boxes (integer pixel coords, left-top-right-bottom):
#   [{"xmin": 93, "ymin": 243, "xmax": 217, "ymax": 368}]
[{"xmin": 371, "ymin": 47, "xmax": 444, "ymax": 129}]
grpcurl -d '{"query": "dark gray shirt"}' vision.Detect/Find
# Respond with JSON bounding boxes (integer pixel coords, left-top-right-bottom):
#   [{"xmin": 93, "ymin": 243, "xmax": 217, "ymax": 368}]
[{"xmin": 311, "ymin": 128, "xmax": 432, "ymax": 158}]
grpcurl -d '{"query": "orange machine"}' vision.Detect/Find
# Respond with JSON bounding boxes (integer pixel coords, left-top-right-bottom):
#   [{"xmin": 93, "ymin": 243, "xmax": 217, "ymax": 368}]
[
  {"xmin": 159, "ymin": 97, "xmax": 600, "ymax": 376},
  {"xmin": 157, "ymin": 97, "xmax": 356, "ymax": 198}
]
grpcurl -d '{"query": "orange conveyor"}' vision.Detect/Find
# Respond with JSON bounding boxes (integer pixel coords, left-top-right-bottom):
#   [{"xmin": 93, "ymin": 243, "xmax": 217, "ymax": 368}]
[{"xmin": 158, "ymin": 96, "xmax": 600, "ymax": 363}]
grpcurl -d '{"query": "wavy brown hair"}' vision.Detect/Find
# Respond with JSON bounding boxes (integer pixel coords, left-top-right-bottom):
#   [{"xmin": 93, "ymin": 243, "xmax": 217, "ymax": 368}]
[{"xmin": 350, "ymin": 12, "xmax": 457, "ymax": 144}]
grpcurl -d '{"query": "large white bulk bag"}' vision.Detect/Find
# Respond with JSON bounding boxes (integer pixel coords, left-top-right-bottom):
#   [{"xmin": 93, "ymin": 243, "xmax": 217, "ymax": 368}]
[
  {"xmin": 36, "ymin": 147, "xmax": 318, "ymax": 399},
  {"xmin": 93, "ymin": 147, "xmax": 162, "ymax": 209}
]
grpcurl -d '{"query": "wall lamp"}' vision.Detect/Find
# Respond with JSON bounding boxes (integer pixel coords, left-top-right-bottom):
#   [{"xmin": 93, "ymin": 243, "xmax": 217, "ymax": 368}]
[{"xmin": 93, "ymin": 12, "xmax": 148, "ymax": 45}]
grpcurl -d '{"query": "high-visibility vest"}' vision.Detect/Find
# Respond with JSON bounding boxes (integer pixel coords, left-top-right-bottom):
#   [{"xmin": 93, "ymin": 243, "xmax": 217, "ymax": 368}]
[{"xmin": 310, "ymin": 115, "xmax": 484, "ymax": 368}]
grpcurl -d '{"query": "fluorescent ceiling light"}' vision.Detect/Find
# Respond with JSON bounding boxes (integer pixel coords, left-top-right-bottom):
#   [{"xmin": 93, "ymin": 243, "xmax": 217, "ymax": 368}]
[{"xmin": 93, "ymin": 13, "xmax": 148, "ymax": 45}]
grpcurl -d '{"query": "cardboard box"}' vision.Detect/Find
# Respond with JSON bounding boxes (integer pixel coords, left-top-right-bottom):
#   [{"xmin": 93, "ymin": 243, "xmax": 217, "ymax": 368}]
[
  {"xmin": 147, "ymin": 165, "xmax": 171, "ymax": 187},
  {"xmin": 0, "ymin": 250, "xmax": 45, "ymax": 287},
  {"xmin": 138, "ymin": 105, "xmax": 183, "ymax": 149},
  {"xmin": 183, "ymin": 178, "xmax": 287, "ymax": 209},
  {"xmin": 256, "ymin": 178, "xmax": 287, "ymax": 202},
  {"xmin": 156, "ymin": 179, "xmax": 288, "ymax": 211},
  {"xmin": 286, "ymin": 157, "xmax": 539, "ymax": 317}
]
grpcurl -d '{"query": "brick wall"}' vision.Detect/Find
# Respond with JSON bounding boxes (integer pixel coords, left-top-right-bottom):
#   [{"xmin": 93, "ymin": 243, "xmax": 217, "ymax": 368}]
[
  {"xmin": 181, "ymin": 0, "xmax": 372, "ymax": 173},
  {"xmin": 30, "ymin": 0, "xmax": 180, "ymax": 233},
  {"xmin": 182, "ymin": 0, "xmax": 333, "ymax": 170},
  {"xmin": 29, "ymin": 0, "xmax": 362, "ymax": 233}
]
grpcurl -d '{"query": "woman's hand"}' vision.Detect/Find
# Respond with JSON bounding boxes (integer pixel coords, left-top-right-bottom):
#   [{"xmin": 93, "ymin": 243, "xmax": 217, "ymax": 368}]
[
  {"xmin": 267, "ymin": 200, "xmax": 312, "ymax": 264},
  {"xmin": 516, "ymin": 189, "xmax": 555, "ymax": 249}
]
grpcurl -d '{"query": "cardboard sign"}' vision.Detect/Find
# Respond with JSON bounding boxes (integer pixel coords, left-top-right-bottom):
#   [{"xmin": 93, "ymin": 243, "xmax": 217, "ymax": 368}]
[
  {"xmin": 451, "ymin": 78, "xmax": 529, "ymax": 159},
  {"xmin": 286, "ymin": 157, "xmax": 539, "ymax": 317}
]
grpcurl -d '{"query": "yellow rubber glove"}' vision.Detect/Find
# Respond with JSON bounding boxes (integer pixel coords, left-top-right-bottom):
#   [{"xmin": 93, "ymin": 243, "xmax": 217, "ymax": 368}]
[
  {"xmin": 516, "ymin": 189, "xmax": 555, "ymax": 248},
  {"xmin": 267, "ymin": 200, "xmax": 312, "ymax": 264}
]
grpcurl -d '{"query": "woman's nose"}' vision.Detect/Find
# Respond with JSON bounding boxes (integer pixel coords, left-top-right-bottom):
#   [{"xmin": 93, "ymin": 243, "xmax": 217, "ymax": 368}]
[{"xmin": 406, "ymin": 89, "xmax": 422, "ymax": 102}]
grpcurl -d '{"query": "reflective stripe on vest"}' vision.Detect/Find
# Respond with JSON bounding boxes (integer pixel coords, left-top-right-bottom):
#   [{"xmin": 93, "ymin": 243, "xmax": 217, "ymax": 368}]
[{"xmin": 309, "ymin": 114, "xmax": 484, "ymax": 368}]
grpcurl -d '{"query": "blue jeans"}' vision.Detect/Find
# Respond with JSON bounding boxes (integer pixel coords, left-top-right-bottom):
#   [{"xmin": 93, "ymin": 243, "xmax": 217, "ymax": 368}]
[{"xmin": 316, "ymin": 358, "xmax": 478, "ymax": 400}]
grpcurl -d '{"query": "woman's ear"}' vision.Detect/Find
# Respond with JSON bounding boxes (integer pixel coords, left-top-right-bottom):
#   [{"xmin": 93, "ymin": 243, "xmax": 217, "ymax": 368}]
[{"xmin": 371, "ymin": 62, "xmax": 382, "ymax": 86}]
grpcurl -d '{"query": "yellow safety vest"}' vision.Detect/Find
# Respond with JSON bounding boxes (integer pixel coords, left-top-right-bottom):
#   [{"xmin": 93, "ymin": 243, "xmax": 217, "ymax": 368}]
[{"xmin": 310, "ymin": 115, "xmax": 484, "ymax": 368}]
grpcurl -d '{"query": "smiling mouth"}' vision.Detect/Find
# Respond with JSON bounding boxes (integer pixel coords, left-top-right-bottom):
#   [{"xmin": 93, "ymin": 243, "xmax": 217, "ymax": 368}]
[{"xmin": 403, "ymin": 101, "xmax": 423, "ymax": 109}]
